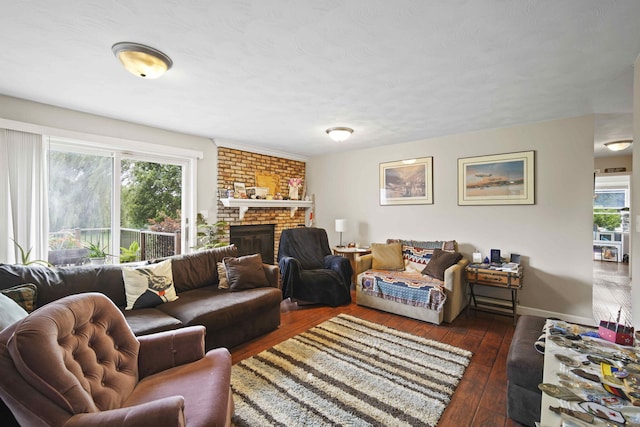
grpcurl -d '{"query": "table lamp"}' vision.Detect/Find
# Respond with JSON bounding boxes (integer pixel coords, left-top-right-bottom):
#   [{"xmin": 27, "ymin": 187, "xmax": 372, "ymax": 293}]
[{"xmin": 335, "ymin": 219, "xmax": 347, "ymax": 247}]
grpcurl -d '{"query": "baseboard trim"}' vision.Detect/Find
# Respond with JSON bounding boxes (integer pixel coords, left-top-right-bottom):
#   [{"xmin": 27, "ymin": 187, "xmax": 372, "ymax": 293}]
[{"xmin": 517, "ymin": 305, "xmax": 596, "ymax": 327}]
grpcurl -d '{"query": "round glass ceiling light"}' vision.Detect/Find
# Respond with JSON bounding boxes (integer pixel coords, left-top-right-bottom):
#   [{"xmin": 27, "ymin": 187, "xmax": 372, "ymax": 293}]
[
  {"xmin": 112, "ymin": 42, "xmax": 173, "ymax": 79},
  {"xmin": 326, "ymin": 127, "xmax": 354, "ymax": 142},
  {"xmin": 604, "ymin": 140, "xmax": 632, "ymax": 151}
]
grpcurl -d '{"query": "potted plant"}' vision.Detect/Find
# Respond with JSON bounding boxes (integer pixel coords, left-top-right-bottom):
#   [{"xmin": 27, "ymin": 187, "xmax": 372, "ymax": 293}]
[
  {"xmin": 84, "ymin": 241, "xmax": 109, "ymax": 265},
  {"xmin": 11, "ymin": 239, "xmax": 51, "ymax": 266},
  {"xmin": 120, "ymin": 241, "xmax": 140, "ymax": 263},
  {"xmin": 48, "ymin": 231, "xmax": 87, "ymax": 266},
  {"xmin": 194, "ymin": 214, "xmax": 228, "ymax": 250}
]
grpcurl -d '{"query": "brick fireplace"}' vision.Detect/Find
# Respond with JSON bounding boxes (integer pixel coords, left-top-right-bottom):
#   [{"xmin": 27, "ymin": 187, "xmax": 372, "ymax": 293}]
[{"xmin": 216, "ymin": 147, "xmax": 307, "ymax": 261}]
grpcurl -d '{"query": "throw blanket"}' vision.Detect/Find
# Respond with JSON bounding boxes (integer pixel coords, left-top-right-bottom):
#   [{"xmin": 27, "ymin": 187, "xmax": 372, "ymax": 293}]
[
  {"xmin": 278, "ymin": 228, "xmax": 352, "ymax": 306},
  {"xmin": 360, "ymin": 269, "xmax": 446, "ymax": 311}
]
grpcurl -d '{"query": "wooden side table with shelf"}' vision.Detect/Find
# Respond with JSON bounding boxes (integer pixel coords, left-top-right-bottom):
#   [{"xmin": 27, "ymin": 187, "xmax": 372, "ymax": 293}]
[
  {"xmin": 465, "ymin": 264, "xmax": 524, "ymax": 325},
  {"xmin": 332, "ymin": 247, "xmax": 371, "ymax": 286}
]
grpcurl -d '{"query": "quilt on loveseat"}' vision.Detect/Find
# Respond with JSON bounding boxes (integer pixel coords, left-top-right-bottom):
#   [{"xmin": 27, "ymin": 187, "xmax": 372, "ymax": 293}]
[
  {"xmin": 356, "ymin": 239, "xmax": 467, "ymax": 324},
  {"xmin": 360, "ymin": 270, "xmax": 446, "ymax": 311}
]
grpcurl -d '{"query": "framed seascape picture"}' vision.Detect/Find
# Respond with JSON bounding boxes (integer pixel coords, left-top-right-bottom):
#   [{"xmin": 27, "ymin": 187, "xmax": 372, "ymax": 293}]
[
  {"xmin": 379, "ymin": 157, "xmax": 433, "ymax": 205},
  {"xmin": 458, "ymin": 151, "xmax": 535, "ymax": 206}
]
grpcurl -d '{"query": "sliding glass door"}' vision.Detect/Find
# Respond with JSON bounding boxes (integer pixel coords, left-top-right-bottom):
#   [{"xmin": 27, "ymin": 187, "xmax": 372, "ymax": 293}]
[
  {"xmin": 48, "ymin": 147, "xmax": 113, "ymax": 265},
  {"xmin": 120, "ymin": 157, "xmax": 183, "ymax": 262},
  {"xmin": 48, "ymin": 141, "xmax": 187, "ymax": 266}
]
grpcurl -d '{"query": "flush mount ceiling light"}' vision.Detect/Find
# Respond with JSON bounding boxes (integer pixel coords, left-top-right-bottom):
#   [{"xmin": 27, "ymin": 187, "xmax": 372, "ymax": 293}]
[
  {"xmin": 112, "ymin": 42, "xmax": 173, "ymax": 79},
  {"xmin": 326, "ymin": 127, "xmax": 354, "ymax": 142},
  {"xmin": 604, "ymin": 139, "xmax": 633, "ymax": 151}
]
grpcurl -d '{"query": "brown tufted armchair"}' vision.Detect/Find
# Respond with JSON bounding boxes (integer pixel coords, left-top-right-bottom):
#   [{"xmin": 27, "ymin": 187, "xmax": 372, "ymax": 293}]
[{"xmin": 0, "ymin": 292, "xmax": 233, "ymax": 427}]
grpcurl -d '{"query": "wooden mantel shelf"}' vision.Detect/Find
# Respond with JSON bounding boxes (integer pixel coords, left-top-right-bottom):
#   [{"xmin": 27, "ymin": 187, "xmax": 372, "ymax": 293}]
[{"xmin": 220, "ymin": 198, "xmax": 313, "ymax": 220}]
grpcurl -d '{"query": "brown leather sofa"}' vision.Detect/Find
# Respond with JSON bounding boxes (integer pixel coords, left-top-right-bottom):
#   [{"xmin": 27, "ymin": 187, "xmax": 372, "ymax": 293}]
[
  {"xmin": 0, "ymin": 292, "xmax": 234, "ymax": 426},
  {"xmin": 0, "ymin": 245, "xmax": 282, "ymax": 351}
]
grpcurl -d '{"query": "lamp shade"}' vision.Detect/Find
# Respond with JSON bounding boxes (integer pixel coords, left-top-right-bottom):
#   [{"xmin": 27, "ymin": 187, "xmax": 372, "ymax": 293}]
[{"xmin": 334, "ymin": 219, "xmax": 347, "ymax": 233}]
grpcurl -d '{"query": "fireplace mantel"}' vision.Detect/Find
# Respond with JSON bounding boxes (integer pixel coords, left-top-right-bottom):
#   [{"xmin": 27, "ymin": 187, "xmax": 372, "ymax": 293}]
[{"xmin": 220, "ymin": 198, "xmax": 313, "ymax": 220}]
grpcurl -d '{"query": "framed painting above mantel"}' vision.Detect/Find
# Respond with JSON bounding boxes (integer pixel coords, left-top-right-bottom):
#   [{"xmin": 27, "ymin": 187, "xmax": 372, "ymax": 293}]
[
  {"xmin": 457, "ymin": 150, "xmax": 535, "ymax": 206},
  {"xmin": 379, "ymin": 156, "xmax": 433, "ymax": 205}
]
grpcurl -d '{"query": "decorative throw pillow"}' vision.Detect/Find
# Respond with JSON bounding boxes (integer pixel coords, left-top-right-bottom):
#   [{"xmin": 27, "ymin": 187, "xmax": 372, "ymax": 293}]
[
  {"xmin": 223, "ymin": 254, "xmax": 269, "ymax": 291},
  {"xmin": 371, "ymin": 243, "xmax": 404, "ymax": 271},
  {"xmin": 122, "ymin": 259, "xmax": 178, "ymax": 310},
  {"xmin": 0, "ymin": 292, "xmax": 28, "ymax": 331},
  {"xmin": 421, "ymin": 249, "xmax": 463, "ymax": 281},
  {"xmin": 217, "ymin": 262, "xmax": 229, "ymax": 289},
  {"xmin": 1, "ymin": 283, "xmax": 38, "ymax": 313}
]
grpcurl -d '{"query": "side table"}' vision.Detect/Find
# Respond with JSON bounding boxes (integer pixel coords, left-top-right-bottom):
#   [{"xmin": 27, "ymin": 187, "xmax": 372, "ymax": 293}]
[
  {"xmin": 465, "ymin": 264, "xmax": 523, "ymax": 325},
  {"xmin": 332, "ymin": 247, "xmax": 371, "ymax": 286}
]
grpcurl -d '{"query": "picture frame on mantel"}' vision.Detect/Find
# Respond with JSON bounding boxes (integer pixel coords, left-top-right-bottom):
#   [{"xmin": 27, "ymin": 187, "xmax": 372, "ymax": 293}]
[
  {"xmin": 457, "ymin": 150, "xmax": 535, "ymax": 206},
  {"xmin": 255, "ymin": 172, "xmax": 280, "ymax": 197},
  {"xmin": 379, "ymin": 156, "xmax": 433, "ymax": 205},
  {"xmin": 233, "ymin": 182, "xmax": 246, "ymax": 198}
]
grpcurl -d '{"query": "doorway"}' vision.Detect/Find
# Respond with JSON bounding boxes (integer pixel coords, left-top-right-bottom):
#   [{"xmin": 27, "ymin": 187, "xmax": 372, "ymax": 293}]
[{"xmin": 592, "ymin": 173, "xmax": 631, "ymax": 324}]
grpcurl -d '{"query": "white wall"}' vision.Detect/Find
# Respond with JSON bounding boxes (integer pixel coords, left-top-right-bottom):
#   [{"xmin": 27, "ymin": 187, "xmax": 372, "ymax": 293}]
[
  {"xmin": 633, "ymin": 56, "xmax": 640, "ymax": 329},
  {"xmin": 308, "ymin": 116, "xmax": 595, "ymax": 323},
  {"xmin": 595, "ymin": 155, "xmax": 633, "ymax": 172},
  {"xmin": 0, "ymin": 95, "xmax": 218, "ymax": 215}
]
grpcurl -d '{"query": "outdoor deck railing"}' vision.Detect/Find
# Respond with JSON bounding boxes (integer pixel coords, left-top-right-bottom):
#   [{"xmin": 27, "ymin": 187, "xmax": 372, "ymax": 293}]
[{"xmin": 48, "ymin": 228, "xmax": 181, "ymax": 266}]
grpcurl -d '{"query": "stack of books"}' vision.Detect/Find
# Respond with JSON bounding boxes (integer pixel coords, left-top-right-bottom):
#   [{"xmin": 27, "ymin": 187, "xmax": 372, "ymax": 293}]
[
  {"xmin": 469, "ymin": 262, "xmax": 519, "ymax": 271},
  {"xmin": 495, "ymin": 262, "xmax": 519, "ymax": 272}
]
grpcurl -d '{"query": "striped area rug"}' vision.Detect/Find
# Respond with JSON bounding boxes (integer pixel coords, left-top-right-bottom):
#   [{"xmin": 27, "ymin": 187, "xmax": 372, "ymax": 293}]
[{"xmin": 231, "ymin": 314, "xmax": 472, "ymax": 427}]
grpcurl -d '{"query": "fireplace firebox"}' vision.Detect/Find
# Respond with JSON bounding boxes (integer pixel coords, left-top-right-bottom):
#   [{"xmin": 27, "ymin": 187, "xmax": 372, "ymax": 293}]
[{"xmin": 229, "ymin": 224, "xmax": 275, "ymax": 264}]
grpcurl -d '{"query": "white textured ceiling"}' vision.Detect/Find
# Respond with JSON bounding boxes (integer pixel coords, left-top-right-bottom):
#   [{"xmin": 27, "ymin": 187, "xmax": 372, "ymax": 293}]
[{"xmin": 1, "ymin": 1, "xmax": 639, "ymax": 158}]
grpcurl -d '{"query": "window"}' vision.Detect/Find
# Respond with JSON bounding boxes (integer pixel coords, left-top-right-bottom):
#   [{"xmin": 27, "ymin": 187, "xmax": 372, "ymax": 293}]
[
  {"xmin": 593, "ymin": 189, "xmax": 627, "ymax": 209},
  {"xmin": 593, "ymin": 188, "xmax": 628, "ymax": 233},
  {"xmin": 48, "ymin": 147, "xmax": 113, "ymax": 265},
  {"xmin": 47, "ymin": 139, "xmax": 195, "ymax": 266}
]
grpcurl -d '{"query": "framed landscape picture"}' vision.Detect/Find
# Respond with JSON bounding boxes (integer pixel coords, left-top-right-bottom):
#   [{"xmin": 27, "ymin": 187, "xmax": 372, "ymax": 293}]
[
  {"xmin": 458, "ymin": 151, "xmax": 535, "ymax": 205},
  {"xmin": 380, "ymin": 157, "xmax": 433, "ymax": 205}
]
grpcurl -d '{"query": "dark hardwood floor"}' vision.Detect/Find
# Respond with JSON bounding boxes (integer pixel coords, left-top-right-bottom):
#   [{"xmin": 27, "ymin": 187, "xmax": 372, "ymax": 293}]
[
  {"xmin": 230, "ymin": 292, "xmax": 527, "ymax": 427},
  {"xmin": 593, "ymin": 260, "xmax": 631, "ymax": 325}
]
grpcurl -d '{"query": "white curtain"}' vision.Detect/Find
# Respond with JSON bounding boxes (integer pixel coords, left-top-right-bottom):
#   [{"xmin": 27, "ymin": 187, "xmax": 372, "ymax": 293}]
[{"xmin": 0, "ymin": 129, "xmax": 48, "ymax": 264}]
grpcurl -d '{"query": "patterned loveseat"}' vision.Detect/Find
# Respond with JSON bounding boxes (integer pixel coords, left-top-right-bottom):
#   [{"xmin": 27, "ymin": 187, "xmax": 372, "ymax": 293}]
[{"xmin": 355, "ymin": 239, "xmax": 468, "ymax": 325}]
